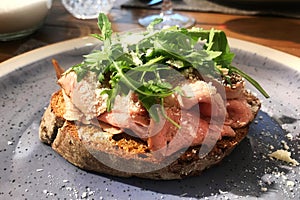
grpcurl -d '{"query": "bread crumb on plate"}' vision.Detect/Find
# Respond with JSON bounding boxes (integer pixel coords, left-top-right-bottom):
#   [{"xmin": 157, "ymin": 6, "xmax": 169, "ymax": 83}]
[{"xmin": 268, "ymin": 149, "xmax": 299, "ymax": 166}]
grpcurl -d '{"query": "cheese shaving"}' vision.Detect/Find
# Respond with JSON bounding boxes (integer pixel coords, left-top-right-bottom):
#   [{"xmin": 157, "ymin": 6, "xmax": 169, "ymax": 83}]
[{"xmin": 268, "ymin": 149, "xmax": 299, "ymax": 166}]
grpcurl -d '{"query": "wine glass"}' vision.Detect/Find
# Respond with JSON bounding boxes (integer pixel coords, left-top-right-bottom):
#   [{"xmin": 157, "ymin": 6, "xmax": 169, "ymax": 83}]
[{"xmin": 138, "ymin": 0, "xmax": 195, "ymax": 29}]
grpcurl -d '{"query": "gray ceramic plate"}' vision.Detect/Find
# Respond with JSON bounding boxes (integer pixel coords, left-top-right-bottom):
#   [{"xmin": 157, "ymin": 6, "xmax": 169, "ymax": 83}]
[{"xmin": 0, "ymin": 37, "xmax": 299, "ymax": 199}]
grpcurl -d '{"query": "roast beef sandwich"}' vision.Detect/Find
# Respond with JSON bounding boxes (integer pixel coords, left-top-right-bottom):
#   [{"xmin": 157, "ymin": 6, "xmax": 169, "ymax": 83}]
[{"xmin": 39, "ymin": 14, "xmax": 268, "ymax": 180}]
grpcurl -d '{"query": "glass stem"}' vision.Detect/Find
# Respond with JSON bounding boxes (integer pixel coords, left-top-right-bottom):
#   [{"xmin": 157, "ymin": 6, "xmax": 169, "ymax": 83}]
[{"xmin": 160, "ymin": 0, "xmax": 173, "ymax": 17}]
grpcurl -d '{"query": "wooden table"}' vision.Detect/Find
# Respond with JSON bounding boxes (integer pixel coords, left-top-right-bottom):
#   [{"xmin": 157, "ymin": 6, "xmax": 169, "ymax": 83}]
[{"xmin": 1, "ymin": 0, "xmax": 300, "ymax": 63}]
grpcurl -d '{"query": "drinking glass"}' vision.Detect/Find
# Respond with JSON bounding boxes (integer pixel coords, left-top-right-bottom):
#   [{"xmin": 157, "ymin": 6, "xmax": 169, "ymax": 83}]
[
  {"xmin": 138, "ymin": 0, "xmax": 195, "ymax": 29},
  {"xmin": 62, "ymin": 0, "xmax": 115, "ymax": 19}
]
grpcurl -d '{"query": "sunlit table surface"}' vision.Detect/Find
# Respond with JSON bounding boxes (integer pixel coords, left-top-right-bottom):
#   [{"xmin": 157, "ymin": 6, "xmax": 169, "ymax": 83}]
[{"xmin": 0, "ymin": 0, "xmax": 300, "ymax": 63}]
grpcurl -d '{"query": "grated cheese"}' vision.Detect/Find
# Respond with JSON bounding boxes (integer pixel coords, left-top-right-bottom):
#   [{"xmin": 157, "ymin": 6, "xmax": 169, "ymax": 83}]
[{"xmin": 268, "ymin": 149, "xmax": 299, "ymax": 166}]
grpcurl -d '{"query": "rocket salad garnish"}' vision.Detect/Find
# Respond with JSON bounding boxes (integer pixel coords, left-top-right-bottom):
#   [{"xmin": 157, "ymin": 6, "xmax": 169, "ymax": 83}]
[{"xmin": 71, "ymin": 13, "xmax": 269, "ymax": 121}]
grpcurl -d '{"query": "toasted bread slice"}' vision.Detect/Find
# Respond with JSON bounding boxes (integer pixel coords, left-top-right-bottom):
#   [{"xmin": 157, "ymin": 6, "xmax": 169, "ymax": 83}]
[{"xmin": 39, "ymin": 89, "xmax": 260, "ymax": 180}]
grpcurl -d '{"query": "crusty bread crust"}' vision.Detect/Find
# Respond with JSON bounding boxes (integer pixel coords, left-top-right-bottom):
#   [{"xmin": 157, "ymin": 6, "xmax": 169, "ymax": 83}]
[{"xmin": 39, "ymin": 89, "xmax": 261, "ymax": 180}]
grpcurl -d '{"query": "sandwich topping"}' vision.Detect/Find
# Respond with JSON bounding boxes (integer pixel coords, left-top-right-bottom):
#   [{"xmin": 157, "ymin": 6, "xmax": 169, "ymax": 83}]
[{"xmin": 54, "ymin": 14, "xmax": 268, "ymax": 156}]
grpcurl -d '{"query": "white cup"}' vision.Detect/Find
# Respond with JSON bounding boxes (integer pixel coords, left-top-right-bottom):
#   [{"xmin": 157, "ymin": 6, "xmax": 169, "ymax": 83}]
[
  {"xmin": 62, "ymin": 0, "xmax": 115, "ymax": 19},
  {"xmin": 0, "ymin": 0, "xmax": 52, "ymax": 41}
]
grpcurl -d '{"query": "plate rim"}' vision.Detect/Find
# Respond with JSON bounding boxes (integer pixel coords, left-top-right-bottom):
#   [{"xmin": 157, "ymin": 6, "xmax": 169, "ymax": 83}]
[
  {"xmin": 0, "ymin": 36, "xmax": 299, "ymax": 78},
  {"xmin": 0, "ymin": 36, "xmax": 99, "ymax": 77}
]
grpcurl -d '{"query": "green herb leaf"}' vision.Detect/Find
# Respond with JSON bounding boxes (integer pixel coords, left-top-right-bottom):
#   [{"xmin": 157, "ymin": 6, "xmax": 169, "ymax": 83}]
[
  {"xmin": 230, "ymin": 66, "xmax": 270, "ymax": 98},
  {"xmin": 91, "ymin": 13, "xmax": 112, "ymax": 41},
  {"xmin": 72, "ymin": 63, "xmax": 88, "ymax": 82},
  {"xmin": 147, "ymin": 18, "xmax": 163, "ymax": 31},
  {"xmin": 71, "ymin": 13, "xmax": 269, "ymax": 126}
]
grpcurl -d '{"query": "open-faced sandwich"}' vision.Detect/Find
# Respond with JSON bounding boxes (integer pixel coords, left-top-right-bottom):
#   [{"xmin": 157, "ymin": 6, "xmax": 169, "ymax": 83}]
[{"xmin": 39, "ymin": 14, "xmax": 268, "ymax": 180}]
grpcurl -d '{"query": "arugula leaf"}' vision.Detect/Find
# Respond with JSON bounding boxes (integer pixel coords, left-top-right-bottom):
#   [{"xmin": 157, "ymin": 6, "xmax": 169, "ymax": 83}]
[
  {"xmin": 71, "ymin": 13, "xmax": 269, "ymax": 125},
  {"xmin": 230, "ymin": 66, "xmax": 270, "ymax": 98},
  {"xmin": 72, "ymin": 63, "xmax": 88, "ymax": 82},
  {"xmin": 91, "ymin": 13, "xmax": 112, "ymax": 41},
  {"xmin": 182, "ymin": 27, "xmax": 268, "ymax": 97},
  {"xmin": 147, "ymin": 18, "xmax": 163, "ymax": 31}
]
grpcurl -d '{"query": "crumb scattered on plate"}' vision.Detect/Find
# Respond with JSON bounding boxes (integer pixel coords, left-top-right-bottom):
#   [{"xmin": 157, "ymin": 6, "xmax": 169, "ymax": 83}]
[{"xmin": 269, "ymin": 149, "xmax": 299, "ymax": 166}]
